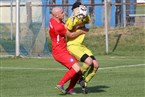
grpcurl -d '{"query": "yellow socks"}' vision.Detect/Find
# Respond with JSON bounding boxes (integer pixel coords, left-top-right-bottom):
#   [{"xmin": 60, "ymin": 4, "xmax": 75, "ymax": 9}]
[
  {"xmin": 82, "ymin": 63, "xmax": 90, "ymax": 78},
  {"xmin": 81, "ymin": 63, "xmax": 97, "ymax": 86},
  {"xmin": 85, "ymin": 68, "xmax": 97, "ymax": 83}
]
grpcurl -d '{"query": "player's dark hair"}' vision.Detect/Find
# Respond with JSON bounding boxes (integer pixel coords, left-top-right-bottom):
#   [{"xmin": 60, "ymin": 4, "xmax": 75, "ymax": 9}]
[{"xmin": 72, "ymin": 1, "xmax": 82, "ymax": 10}]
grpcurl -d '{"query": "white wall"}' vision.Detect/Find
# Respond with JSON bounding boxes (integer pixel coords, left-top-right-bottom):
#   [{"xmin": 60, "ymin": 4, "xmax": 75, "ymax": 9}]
[
  {"xmin": 137, "ymin": 0, "xmax": 145, "ymax": 3},
  {"xmin": 0, "ymin": 2, "xmax": 42, "ymax": 23}
]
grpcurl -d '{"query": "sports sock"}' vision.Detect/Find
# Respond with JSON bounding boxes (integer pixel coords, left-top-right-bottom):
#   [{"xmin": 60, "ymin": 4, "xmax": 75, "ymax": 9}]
[
  {"xmin": 58, "ymin": 68, "xmax": 76, "ymax": 86},
  {"xmin": 66, "ymin": 73, "xmax": 80, "ymax": 91},
  {"xmin": 82, "ymin": 63, "xmax": 90, "ymax": 78},
  {"xmin": 85, "ymin": 68, "xmax": 97, "ymax": 83}
]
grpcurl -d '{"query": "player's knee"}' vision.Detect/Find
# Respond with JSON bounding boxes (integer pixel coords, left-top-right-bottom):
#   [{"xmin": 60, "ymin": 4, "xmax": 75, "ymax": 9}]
[
  {"xmin": 85, "ymin": 57, "xmax": 93, "ymax": 66},
  {"xmin": 72, "ymin": 63, "xmax": 81, "ymax": 72},
  {"xmin": 90, "ymin": 56, "xmax": 99, "ymax": 69},
  {"xmin": 93, "ymin": 60, "xmax": 99, "ymax": 69},
  {"xmin": 81, "ymin": 54, "xmax": 93, "ymax": 66}
]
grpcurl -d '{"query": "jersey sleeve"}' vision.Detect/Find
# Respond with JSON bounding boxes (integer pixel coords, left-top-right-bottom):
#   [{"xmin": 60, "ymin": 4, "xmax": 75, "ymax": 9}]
[
  {"xmin": 50, "ymin": 18, "xmax": 66, "ymax": 35},
  {"xmin": 65, "ymin": 17, "xmax": 74, "ymax": 31},
  {"xmin": 57, "ymin": 24, "xmax": 67, "ymax": 35},
  {"xmin": 83, "ymin": 15, "xmax": 91, "ymax": 24}
]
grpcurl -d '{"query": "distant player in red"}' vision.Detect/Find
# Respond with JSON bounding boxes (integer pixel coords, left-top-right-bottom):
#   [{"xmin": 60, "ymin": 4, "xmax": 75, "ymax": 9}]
[{"xmin": 48, "ymin": 7, "xmax": 86, "ymax": 94}]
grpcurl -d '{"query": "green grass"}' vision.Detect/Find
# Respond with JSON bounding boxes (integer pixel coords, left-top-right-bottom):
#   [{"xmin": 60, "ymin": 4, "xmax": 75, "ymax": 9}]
[
  {"xmin": 84, "ymin": 27, "xmax": 145, "ymax": 57},
  {"xmin": 0, "ymin": 56, "xmax": 145, "ymax": 97},
  {"xmin": 1, "ymin": 24, "xmax": 145, "ymax": 57},
  {"xmin": 0, "ymin": 5, "xmax": 145, "ymax": 97},
  {"xmin": 136, "ymin": 5, "xmax": 145, "ymax": 14}
]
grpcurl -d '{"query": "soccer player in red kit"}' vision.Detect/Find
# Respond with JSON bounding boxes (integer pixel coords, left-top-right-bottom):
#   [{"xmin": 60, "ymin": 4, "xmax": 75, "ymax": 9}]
[{"xmin": 48, "ymin": 7, "xmax": 87, "ymax": 94}]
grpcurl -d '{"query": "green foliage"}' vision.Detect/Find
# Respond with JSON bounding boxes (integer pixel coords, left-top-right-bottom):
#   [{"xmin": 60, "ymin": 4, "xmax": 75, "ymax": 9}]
[
  {"xmin": 136, "ymin": 5, "xmax": 145, "ymax": 14},
  {"xmin": 0, "ymin": 39, "xmax": 15, "ymax": 54},
  {"xmin": 83, "ymin": 27, "xmax": 145, "ymax": 57},
  {"xmin": 0, "ymin": 23, "xmax": 145, "ymax": 57}
]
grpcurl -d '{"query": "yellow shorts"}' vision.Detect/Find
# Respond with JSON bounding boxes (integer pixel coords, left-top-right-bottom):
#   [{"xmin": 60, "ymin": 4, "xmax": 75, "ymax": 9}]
[{"xmin": 67, "ymin": 44, "xmax": 93, "ymax": 61}]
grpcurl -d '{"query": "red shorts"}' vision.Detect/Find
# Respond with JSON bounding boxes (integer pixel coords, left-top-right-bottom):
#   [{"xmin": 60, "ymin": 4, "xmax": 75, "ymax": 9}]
[{"xmin": 53, "ymin": 50, "xmax": 78, "ymax": 69}]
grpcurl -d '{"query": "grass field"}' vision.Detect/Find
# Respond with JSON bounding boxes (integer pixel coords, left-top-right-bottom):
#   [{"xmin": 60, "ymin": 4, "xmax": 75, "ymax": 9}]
[
  {"xmin": 0, "ymin": 55, "xmax": 145, "ymax": 97},
  {"xmin": 136, "ymin": 5, "xmax": 145, "ymax": 14},
  {"xmin": 0, "ymin": 27, "xmax": 145, "ymax": 97},
  {"xmin": 1, "ymin": 16, "xmax": 145, "ymax": 97},
  {"xmin": 0, "ymin": 5, "xmax": 145, "ymax": 97}
]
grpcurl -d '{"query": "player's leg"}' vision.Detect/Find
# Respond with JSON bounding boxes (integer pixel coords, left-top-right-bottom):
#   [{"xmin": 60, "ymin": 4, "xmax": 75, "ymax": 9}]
[
  {"xmin": 79, "ymin": 54, "xmax": 94, "ymax": 94},
  {"xmin": 67, "ymin": 45, "xmax": 93, "ymax": 94},
  {"xmin": 66, "ymin": 72, "xmax": 81, "ymax": 94},
  {"xmin": 81, "ymin": 63, "xmax": 90, "ymax": 78},
  {"xmin": 65, "ymin": 62, "xmax": 82, "ymax": 94},
  {"xmin": 57, "ymin": 62, "xmax": 81, "ymax": 86},
  {"xmin": 76, "ymin": 45, "xmax": 99, "ymax": 91},
  {"xmin": 56, "ymin": 64, "xmax": 81, "ymax": 94},
  {"xmin": 67, "ymin": 45, "xmax": 94, "ymax": 82},
  {"xmin": 81, "ymin": 63, "xmax": 92, "ymax": 83},
  {"xmin": 79, "ymin": 45, "xmax": 94, "ymax": 79},
  {"xmin": 85, "ymin": 58, "xmax": 99, "ymax": 83},
  {"xmin": 54, "ymin": 52, "xmax": 81, "ymax": 94},
  {"xmin": 84, "ymin": 47, "xmax": 99, "ymax": 86}
]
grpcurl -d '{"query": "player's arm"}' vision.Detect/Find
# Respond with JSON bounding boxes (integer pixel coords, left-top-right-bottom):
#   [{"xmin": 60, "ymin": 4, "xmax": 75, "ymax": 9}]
[
  {"xmin": 81, "ymin": 27, "xmax": 89, "ymax": 32},
  {"xmin": 84, "ymin": 14, "xmax": 91, "ymax": 24},
  {"xmin": 66, "ymin": 29, "xmax": 86, "ymax": 38}
]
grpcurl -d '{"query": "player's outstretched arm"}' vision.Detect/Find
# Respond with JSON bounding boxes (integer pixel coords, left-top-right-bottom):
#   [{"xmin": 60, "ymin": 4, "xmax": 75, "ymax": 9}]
[
  {"xmin": 81, "ymin": 27, "xmax": 89, "ymax": 32},
  {"xmin": 66, "ymin": 29, "xmax": 86, "ymax": 38}
]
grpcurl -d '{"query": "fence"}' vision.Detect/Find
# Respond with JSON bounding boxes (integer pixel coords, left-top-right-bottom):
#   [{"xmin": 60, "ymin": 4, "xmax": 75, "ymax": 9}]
[{"xmin": 0, "ymin": 0, "xmax": 145, "ymax": 57}]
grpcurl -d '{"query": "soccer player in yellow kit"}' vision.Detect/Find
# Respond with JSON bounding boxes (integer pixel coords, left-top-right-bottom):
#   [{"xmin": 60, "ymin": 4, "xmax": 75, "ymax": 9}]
[{"xmin": 66, "ymin": 2, "xmax": 99, "ymax": 94}]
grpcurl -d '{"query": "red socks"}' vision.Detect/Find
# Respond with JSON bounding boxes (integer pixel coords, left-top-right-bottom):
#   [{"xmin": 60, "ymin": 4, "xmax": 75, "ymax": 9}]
[
  {"xmin": 58, "ymin": 68, "xmax": 76, "ymax": 86},
  {"xmin": 66, "ymin": 73, "xmax": 80, "ymax": 91}
]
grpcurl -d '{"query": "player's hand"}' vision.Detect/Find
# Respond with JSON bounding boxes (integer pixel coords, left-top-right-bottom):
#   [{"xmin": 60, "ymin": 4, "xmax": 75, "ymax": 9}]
[
  {"xmin": 79, "ymin": 29, "xmax": 87, "ymax": 34},
  {"xmin": 81, "ymin": 28, "xmax": 89, "ymax": 32},
  {"xmin": 74, "ymin": 25, "xmax": 81, "ymax": 30}
]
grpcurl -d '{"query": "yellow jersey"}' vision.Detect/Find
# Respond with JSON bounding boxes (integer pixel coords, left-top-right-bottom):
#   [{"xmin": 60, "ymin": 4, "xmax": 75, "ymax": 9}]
[{"xmin": 66, "ymin": 15, "xmax": 91, "ymax": 45}]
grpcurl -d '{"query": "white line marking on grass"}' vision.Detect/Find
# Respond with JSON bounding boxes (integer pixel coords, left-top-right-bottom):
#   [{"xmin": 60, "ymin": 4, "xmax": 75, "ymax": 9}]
[
  {"xmin": 0, "ymin": 67, "xmax": 66, "ymax": 71},
  {"xmin": 99, "ymin": 64, "xmax": 145, "ymax": 70},
  {"xmin": 0, "ymin": 64, "xmax": 145, "ymax": 71}
]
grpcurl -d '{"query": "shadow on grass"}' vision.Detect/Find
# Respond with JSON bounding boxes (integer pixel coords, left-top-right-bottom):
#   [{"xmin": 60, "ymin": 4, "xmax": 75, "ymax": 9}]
[
  {"xmin": 58, "ymin": 85, "xmax": 110, "ymax": 95},
  {"xmin": 75, "ymin": 85, "xmax": 110, "ymax": 94},
  {"xmin": 112, "ymin": 34, "xmax": 122, "ymax": 52}
]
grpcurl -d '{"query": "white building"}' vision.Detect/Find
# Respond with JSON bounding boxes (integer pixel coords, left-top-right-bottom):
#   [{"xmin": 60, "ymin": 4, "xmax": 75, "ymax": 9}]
[
  {"xmin": 0, "ymin": 0, "xmax": 42, "ymax": 23},
  {"xmin": 137, "ymin": 0, "xmax": 145, "ymax": 3}
]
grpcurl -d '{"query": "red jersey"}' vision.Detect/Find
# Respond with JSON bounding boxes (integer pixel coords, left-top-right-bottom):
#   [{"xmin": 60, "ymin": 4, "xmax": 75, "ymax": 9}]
[
  {"xmin": 49, "ymin": 18, "xmax": 67, "ymax": 55},
  {"xmin": 49, "ymin": 17, "xmax": 78, "ymax": 69}
]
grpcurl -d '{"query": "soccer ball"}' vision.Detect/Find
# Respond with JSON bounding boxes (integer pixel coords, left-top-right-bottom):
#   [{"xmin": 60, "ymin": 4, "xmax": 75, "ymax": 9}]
[{"xmin": 73, "ymin": 5, "xmax": 87, "ymax": 19}]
